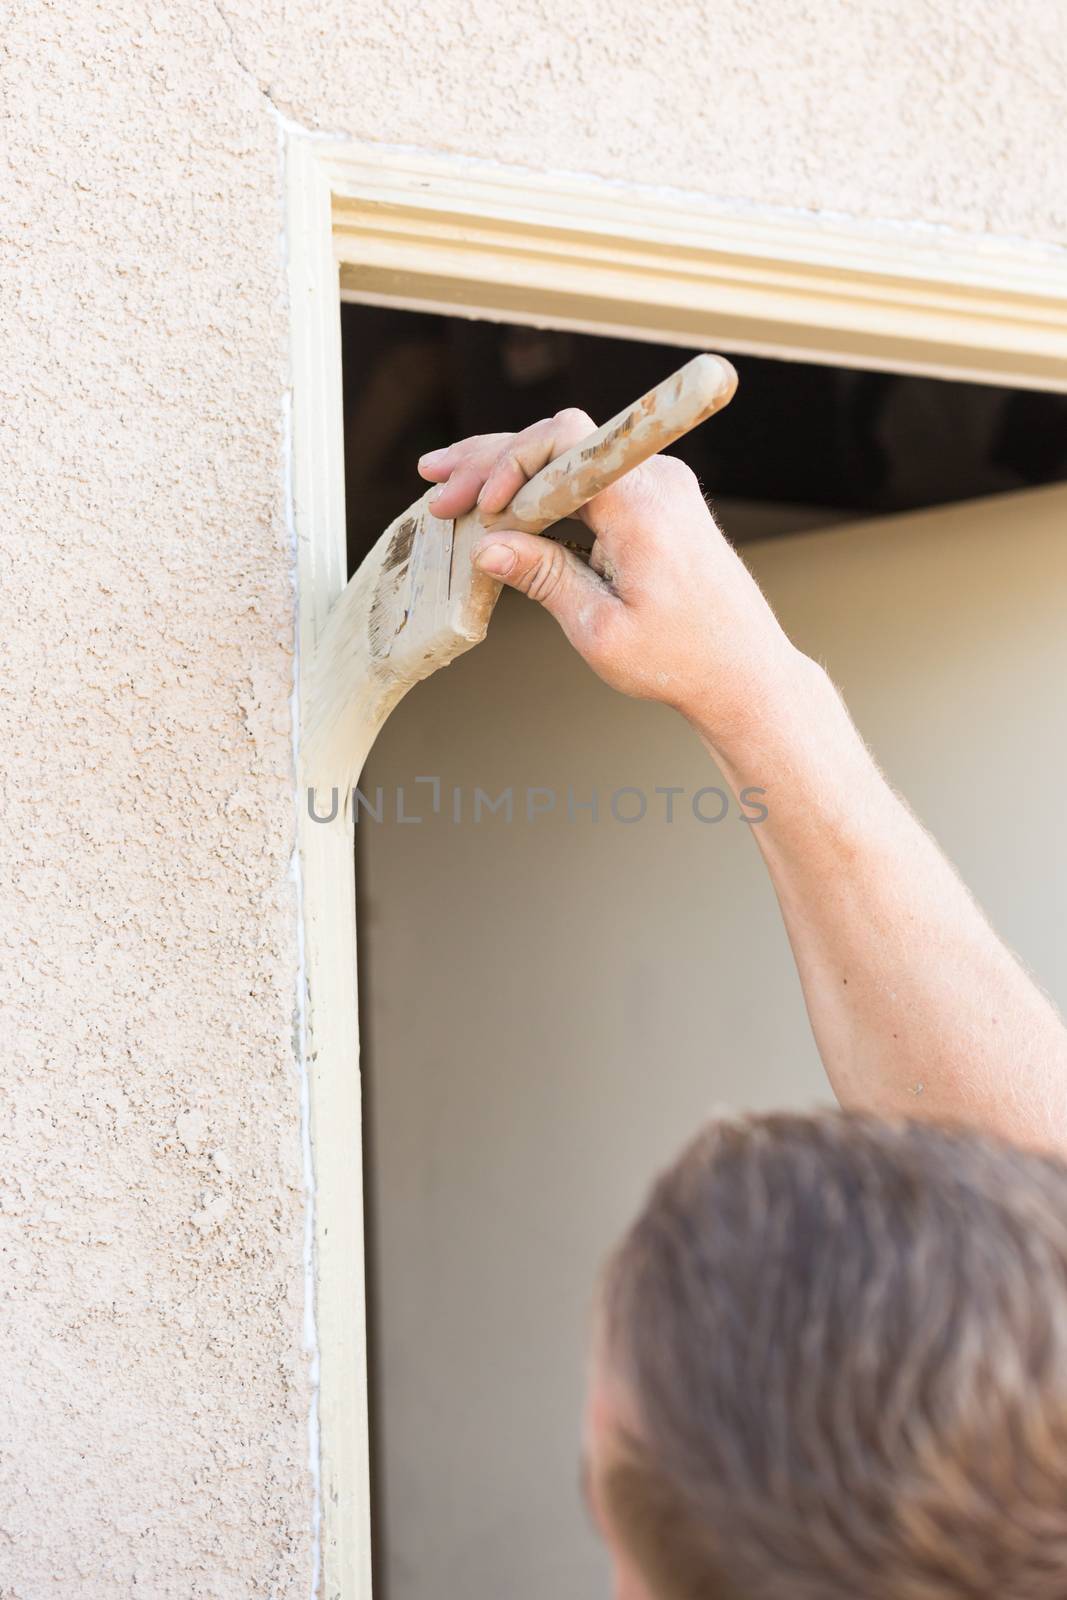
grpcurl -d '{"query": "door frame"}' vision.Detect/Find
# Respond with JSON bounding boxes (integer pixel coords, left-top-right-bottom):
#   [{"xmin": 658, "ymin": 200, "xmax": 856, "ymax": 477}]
[{"xmin": 283, "ymin": 130, "xmax": 1067, "ymax": 1600}]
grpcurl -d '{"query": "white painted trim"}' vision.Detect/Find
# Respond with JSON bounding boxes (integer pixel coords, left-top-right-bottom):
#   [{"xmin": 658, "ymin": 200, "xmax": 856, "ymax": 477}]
[
  {"xmin": 326, "ymin": 140, "xmax": 1067, "ymax": 393},
  {"xmin": 287, "ymin": 130, "xmax": 1067, "ymax": 1600},
  {"xmin": 286, "ymin": 134, "xmax": 373, "ymax": 1600}
]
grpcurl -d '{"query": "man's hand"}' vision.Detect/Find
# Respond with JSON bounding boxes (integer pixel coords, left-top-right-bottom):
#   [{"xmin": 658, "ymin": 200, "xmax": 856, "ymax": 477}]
[
  {"xmin": 418, "ymin": 411, "xmax": 798, "ymax": 750},
  {"xmin": 421, "ymin": 410, "xmax": 1067, "ymax": 1153}
]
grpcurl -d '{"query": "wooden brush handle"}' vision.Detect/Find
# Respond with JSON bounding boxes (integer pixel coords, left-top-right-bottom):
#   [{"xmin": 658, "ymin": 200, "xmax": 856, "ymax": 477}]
[{"xmin": 481, "ymin": 353, "xmax": 738, "ymax": 536}]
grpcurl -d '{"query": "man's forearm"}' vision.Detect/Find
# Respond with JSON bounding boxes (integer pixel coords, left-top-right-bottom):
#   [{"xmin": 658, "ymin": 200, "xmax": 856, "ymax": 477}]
[
  {"xmin": 422, "ymin": 423, "xmax": 1067, "ymax": 1148},
  {"xmin": 689, "ymin": 649, "xmax": 1067, "ymax": 1150}
]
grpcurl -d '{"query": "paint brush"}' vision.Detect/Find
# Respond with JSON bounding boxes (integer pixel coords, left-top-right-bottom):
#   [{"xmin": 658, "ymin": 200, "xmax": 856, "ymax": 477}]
[{"xmin": 304, "ymin": 353, "xmax": 738, "ymax": 786}]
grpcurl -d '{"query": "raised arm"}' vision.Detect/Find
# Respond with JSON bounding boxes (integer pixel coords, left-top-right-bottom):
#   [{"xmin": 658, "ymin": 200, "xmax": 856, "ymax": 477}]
[{"xmin": 420, "ymin": 412, "xmax": 1067, "ymax": 1152}]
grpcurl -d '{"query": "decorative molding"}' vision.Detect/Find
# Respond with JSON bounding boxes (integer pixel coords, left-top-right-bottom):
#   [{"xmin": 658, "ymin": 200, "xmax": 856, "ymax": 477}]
[{"xmin": 325, "ymin": 140, "xmax": 1067, "ymax": 393}]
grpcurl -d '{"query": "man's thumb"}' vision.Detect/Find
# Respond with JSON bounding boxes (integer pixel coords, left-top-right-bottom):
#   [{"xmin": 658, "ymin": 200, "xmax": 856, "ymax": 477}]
[{"xmin": 471, "ymin": 532, "xmax": 603, "ymax": 627}]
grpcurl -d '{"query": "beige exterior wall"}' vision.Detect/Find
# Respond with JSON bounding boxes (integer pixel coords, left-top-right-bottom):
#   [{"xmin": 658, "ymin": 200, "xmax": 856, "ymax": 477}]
[
  {"xmin": 3, "ymin": 0, "xmax": 1064, "ymax": 1593},
  {"xmin": 359, "ymin": 487, "xmax": 1067, "ymax": 1600}
]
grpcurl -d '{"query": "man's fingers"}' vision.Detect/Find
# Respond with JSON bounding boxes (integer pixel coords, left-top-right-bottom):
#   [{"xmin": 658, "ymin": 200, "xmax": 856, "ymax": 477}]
[
  {"xmin": 417, "ymin": 433, "xmax": 513, "ymax": 516},
  {"xmin": 419, "ymin": 410, "xmax": 596, "ymax": 521},
  {"xmin": 471, "ymin": 531, "xmax": 617, "ymax": 649},
  {"xmin": 425, "ymin": 464, "xmax": 488, "ymax": 520},
  {"xmin": 417, "ymin": 432, "xmax": 511, "ymax": 480},
  {"xmin": 475, "ymin": 409, "xmax": 596, "ymax": 516},
  {"xmin": 416, "ymin": 448, "xmax": 452, "ymax": 481}
]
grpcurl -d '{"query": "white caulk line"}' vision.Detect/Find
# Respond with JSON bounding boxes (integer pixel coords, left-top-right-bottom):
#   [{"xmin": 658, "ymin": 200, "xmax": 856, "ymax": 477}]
[{"xmin": 274, "ymin": 104, "xmax": 323, "ymax": 1600}]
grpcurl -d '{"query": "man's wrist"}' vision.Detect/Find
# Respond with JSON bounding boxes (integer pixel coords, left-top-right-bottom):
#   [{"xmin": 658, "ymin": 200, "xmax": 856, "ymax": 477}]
[{"xmin": 679, "ymin": 645, "xmax": 831, "ymax": 778}]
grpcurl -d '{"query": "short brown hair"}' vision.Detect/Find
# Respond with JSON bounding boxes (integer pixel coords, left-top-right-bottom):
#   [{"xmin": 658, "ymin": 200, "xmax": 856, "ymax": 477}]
[{"xmin": 600, "ymin": 1112, "xmax": 1067, "ymax": 1600}]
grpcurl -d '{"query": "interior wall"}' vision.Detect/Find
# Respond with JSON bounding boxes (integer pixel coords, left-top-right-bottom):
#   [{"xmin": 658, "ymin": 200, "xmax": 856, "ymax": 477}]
[
  {"xmin": 6, "ymin": 0, "xmax": 1066, "ymax": 1591},
  {"xmin": 358, "ymin": 486, "xmax": 1067, "ymax": 1600}
]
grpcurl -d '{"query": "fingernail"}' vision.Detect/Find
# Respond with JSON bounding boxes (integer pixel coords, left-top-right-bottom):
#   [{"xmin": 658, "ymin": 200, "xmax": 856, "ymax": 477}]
[
  {"xmin": 428, "ymin": 485, "xmax": 444, "ymax": 505},
  {"xmin": 419, "ymin": 449, "xmax": 445, "ymax": 468},
  {"xmin": 475, "ymin": 481, "xmax": 490, "ymax": 506},
  {"xmin": 473, "ymin": 542, "xmax": 516, "ymax": 576}
]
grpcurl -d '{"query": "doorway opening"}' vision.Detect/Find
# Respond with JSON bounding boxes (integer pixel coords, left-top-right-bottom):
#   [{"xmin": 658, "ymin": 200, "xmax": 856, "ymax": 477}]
[
  {"xmin": 341, "ymin": 301, "xmax": 1067, "ymax": 1600},
  {"xmin": 343, "ymin": 304, "xmax": 1067, "ymax": 577}
]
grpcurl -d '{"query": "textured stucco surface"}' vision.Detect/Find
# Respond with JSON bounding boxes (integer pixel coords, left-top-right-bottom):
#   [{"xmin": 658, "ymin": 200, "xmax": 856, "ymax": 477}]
[
  {"xmin": 231, "ymin": 0, "xmax": 1067, "ymax": 244},
  {"xmin": 1, "ymin": 0, "xmax": 1064, "ymax": 1593},
  {"xmin": 0, "ymin": 3, "xmax": 308, "ymax": 1594}
]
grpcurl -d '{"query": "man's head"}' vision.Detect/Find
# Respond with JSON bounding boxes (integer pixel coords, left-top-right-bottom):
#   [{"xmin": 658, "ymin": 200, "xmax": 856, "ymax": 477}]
[{"xmin": 584, "ymin": 1112, "xmax": 1067, "ymax": 1600}]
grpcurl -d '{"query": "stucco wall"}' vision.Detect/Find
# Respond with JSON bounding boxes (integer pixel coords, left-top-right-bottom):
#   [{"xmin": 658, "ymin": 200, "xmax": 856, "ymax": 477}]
[
  {"xmin": 238, "ymin": 0, "xmax": 1066, "ymax": 243},
  {"xmin": 2, "ymin": 6, "xmax": 307, "ymax": 1595},
  {"xmin": 2, "ymin": 0, "xmax": 1064, "ymax": 1594}
]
